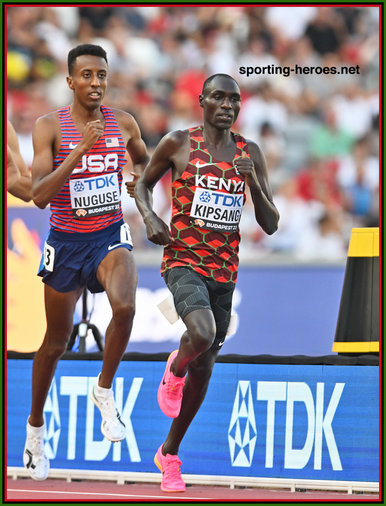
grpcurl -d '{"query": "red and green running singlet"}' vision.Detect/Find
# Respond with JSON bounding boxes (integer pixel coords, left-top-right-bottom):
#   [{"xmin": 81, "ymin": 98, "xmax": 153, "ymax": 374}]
[{"xmin": 161, "ymin": 126, "xmax": 248, "ymax": 283}]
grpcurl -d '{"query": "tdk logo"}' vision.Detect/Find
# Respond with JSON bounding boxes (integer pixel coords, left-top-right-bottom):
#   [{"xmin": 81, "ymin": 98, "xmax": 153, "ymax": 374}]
[
  {"xmin": 228, "ymin": 380, "xmax": 344, "ymax": 471},
  {"xmin": 73, "ymin": 181, "xmax": 85, "ymax": 192},
  {"xmin": 199, "ymin": 191, "xmax": 211, "ymax": 203},
  {"xmin": 213, "ymin": 193, "xmax": 243, "ymax": 207},
  {"xmin": 77, "ymin": 175, "xmax": 117, "ymax": 191},
  {"xmin": 42, "ymin": 376, "xmax": 142, "ymax": 462},
  {"xmin": 228, "ymin": 381, "xmax": 256, "ymax": 466},
  {"xmin": 43, "ymin": 377, "xmax": 61, "ymax": 459}
]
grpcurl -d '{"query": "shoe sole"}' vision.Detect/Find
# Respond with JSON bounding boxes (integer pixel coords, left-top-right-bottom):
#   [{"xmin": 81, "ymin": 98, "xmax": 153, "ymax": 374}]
[
  {"xmin": 90, "ymin": 387, "xmax": 126, "ymax": 442},
  {"xmin": 157, "ymin": 350, "xmax": 180, "ymax": 418},
  {"xmin": 154, "ymin": 452, "xmax": 186, "ymax": 493},
  {"xmin": 154, "ymin": 452, "xmax": 162, "ymax": 473}
]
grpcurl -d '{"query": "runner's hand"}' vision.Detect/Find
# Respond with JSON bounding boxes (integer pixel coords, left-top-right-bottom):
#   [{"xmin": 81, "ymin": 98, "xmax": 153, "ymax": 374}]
[
  {"xmin": 125, "ymin": 172, "xmax": 140, "ymax": 198},
  {"xmin": 79, "ymin": 120, "xmax": 104, "ymax": 151},
  {"xmin": 235, "ymin": 151, "xmax": 259, "ymax": 188},
  {"xmin": 144, "ymin": 213, "xmax": 172, "ymax": 245}
]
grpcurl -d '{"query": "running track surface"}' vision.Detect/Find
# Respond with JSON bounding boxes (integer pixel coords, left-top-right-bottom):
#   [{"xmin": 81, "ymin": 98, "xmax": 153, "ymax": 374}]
[{"xmin": 6, "ymin": 478, "xmax": 380, "ymax": 502}]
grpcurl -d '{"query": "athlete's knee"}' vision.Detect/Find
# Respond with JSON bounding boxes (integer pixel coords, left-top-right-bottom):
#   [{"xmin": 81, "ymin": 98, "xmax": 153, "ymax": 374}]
[
  {"xmin": 39, "ymin": 333, "xmax": 69, "ymax": 361},
  {"xmin": 111, "ymin": 299, "xmax": 135, "ymax": 326},
  {"xmin": 186, "ymin": 317, "xmax": 216, "ymax": 354}
]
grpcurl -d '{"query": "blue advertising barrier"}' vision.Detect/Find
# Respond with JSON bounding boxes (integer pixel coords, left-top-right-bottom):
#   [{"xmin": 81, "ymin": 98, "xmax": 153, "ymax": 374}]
[
  {"xmin": 7, "ymin": 207, "xmax": 346, "ymax": 357},
  {"xmin": 125, "ymin": 265, "xmax": 346, "ymax": 357},
  {"xmin": 7, "ymin": 358, "xmax": 379, "ymax": 484}
]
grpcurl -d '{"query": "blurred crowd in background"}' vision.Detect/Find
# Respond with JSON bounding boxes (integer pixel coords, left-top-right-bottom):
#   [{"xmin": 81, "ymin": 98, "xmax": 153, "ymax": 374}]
[{"xmin": 7, "ymin": 5, "xmax": 380, "ymax": 262}]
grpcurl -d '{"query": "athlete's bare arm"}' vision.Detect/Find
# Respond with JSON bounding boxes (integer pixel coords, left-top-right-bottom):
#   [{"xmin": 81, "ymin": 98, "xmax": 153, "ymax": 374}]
[
  {"xmin": 7, "ymin": 120, "xmax": 32, "ymax": 202},
  {"xmin": 236, "ymin": 140, "xmax": 279, "ymax": 235},
  {"xmin": 134, "ymin": 130, "xmax": 189, "ymax": 245},
  {"xmin": 32, "ymin": 113, "xmax": 104, "ymax": 208},
  {"xmin": 114, "ymin": 109, "xmax": 149, "ymax": 197},
  {"xmin": 7, "ymin": 145, "xmax": 21, "ymax": 190}
]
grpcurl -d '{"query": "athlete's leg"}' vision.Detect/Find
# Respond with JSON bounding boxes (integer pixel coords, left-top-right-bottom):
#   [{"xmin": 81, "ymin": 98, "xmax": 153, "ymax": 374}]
[
  {"xmin": 162, "ymin": 277, "xmax": 234, "ymax": 454},
  {"xmin": 163, "ymin": 268, "xmax": 217, "ymax": 378},
  {"xmin": 96, "ymin": 247, "xmax": 137, "ymax": 388},
  {"xmin": 172, "ymin": 308, "xmax": 216, "ymax": 377},
  {"xmin": 170, "ymin": 275, "xmax": 234, "ymax": 377},
  {"xmin": 29, "ymin": 284, "xmax": 82, "ymax": 427},
  {"xmin": 162, "ymin": 347, "xmax": 219, "ymax": 455}
]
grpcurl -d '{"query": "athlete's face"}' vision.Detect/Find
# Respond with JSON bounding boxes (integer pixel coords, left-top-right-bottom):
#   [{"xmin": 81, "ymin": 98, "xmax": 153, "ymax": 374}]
[
  {"xmin": 67, "ymin": 55, "xmax": 108, "ymax": 108},
  {"xmin": 199, "ymin": 77, "xmax": 241, "ymax": 129}
]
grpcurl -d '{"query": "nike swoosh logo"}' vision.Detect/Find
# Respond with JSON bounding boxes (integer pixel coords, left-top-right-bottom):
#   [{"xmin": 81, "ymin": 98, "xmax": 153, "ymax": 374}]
[
  {"xmin": 24, "ymin": 449, "xmax": 33, "ymax": 468},
  {"xmin": 69, "ymin": 142, "xmax": 78, "ymax": 149},
  {"xmin": 108, "ymin": 243, "xmax": 124, "ymax": 251},
  {"xmin": 195, "ymin": 161, "xmax": 212, "ymax": 169}
]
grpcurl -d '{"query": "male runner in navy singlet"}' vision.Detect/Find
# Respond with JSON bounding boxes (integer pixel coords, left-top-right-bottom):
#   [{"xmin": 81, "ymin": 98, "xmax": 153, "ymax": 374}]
[
  {"xmin": 24, "ymin": 44, "xmax": 148, "ymax": 480},
  {"xmin": 133, "ymin": 74, "xmax": 279, "ymax": 492}
]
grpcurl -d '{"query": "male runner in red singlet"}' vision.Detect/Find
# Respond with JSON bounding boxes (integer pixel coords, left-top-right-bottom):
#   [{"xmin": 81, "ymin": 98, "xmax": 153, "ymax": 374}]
[
  {"xmin": 133, "ymin": 74, "xmax": 279, "ymax": 492},
  {"xmin": 23, "ymin": 44, "xmax": 148, "ymax": 480}
]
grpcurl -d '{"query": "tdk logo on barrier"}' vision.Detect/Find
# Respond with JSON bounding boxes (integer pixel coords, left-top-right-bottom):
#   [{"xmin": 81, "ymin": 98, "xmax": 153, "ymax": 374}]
[
  {"xmin": 228, "ymin": 381, "xmax": 256, "ymax": 467},
  {"xmin": 43, "ymin": 378, "xmax": 61, "ymax": 459},
  {"xmin": 228, "ymin": 380, "xmax": 344, "ymax": 471},
  {"xmin": 42, "ymin": 376, "xmax": 142, "ymax": 462}
]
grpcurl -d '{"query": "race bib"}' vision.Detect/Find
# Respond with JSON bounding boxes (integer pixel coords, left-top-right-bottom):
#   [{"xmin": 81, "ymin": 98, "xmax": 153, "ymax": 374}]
[
  {"xmin": 70, "ymin": 173, "xmax": 120, "ymax": 218},
  {"xmin": 43, "ymin": 242, "xmax": 55, "ymax": 272},
  {"xmin": 190, "ymin": 187, "xmax": 244, "ymax": 232}
]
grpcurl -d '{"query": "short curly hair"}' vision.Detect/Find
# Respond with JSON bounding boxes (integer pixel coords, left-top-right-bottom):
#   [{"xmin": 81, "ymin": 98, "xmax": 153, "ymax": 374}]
[
  {"xmin": 68, "ymin": 44, "xmax": 108, "ymax": 75},
  {"xmin": 202, "ymin": 74, "xmax": 239, "ymax": 95}
]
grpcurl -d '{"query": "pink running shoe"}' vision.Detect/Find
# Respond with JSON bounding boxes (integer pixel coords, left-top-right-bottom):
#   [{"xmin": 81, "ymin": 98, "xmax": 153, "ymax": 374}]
[
  {"xmin": 157, "ymin": 350, "xmax": 186, "ymax": 418},
  {"xmin": 154, "ymin": 445, "xmax": 186, "ymax": 492}
]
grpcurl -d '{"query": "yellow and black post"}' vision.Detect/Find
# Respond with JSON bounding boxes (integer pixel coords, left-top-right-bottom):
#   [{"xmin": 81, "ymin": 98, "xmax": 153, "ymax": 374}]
[{"xmin": 333, "ymin": 227, "xmax": 379, "ymax": 354}]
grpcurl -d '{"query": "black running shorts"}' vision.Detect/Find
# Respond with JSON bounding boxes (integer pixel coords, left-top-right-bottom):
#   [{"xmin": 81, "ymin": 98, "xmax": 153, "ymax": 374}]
[{"xmin": 163, "ymin": 266, "xmax": 235, "ymax": 350}]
